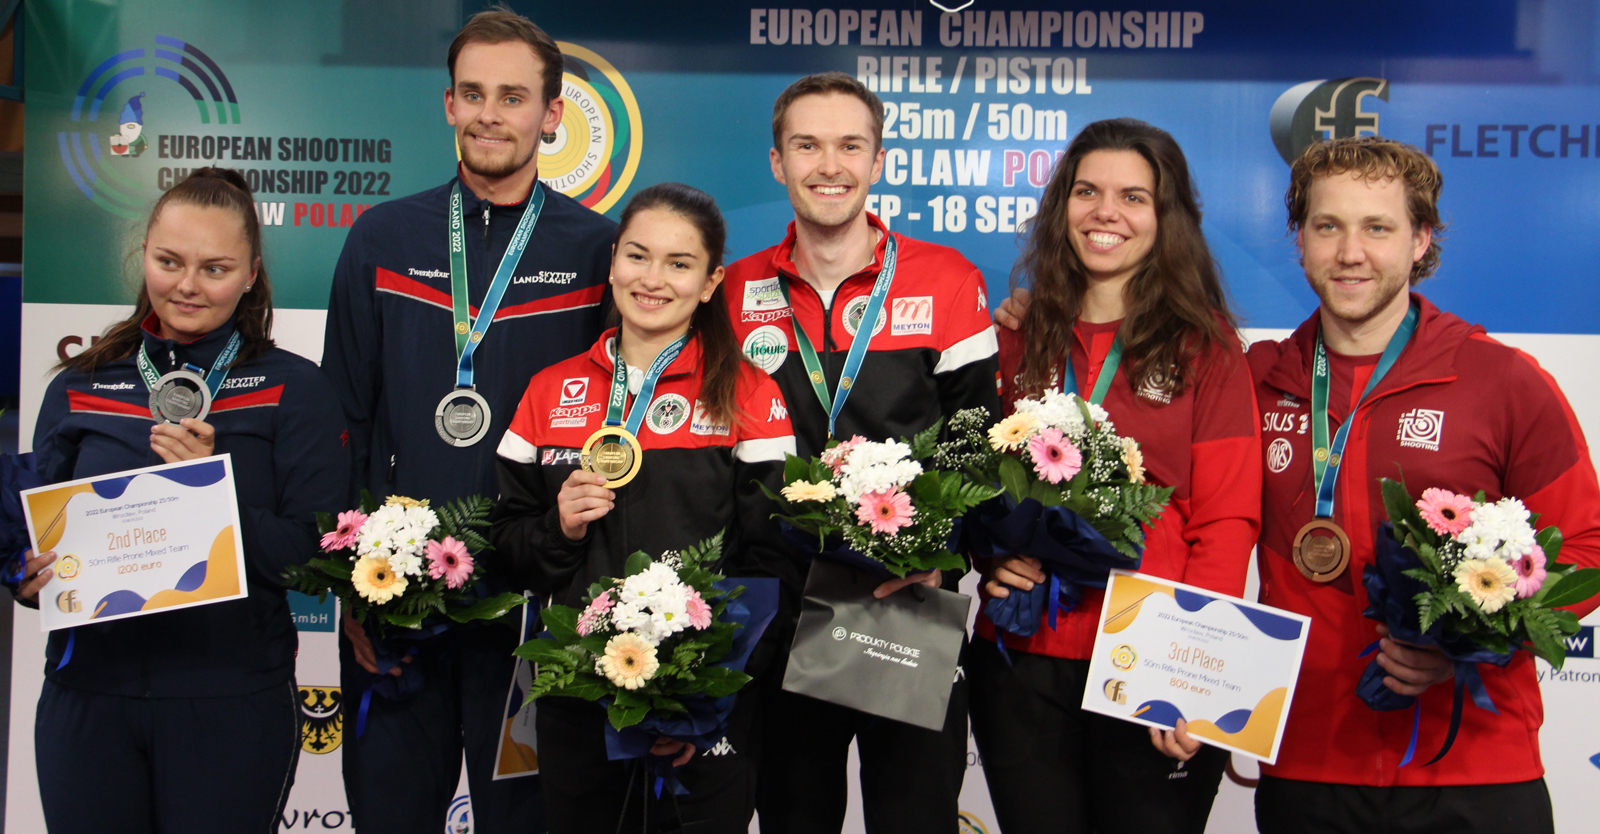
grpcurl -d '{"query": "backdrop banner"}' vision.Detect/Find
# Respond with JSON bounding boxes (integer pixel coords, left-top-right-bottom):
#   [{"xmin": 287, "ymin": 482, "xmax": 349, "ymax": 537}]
[{"xmin": 14, "ymin": 2, "xmax": 1600, "ymax": 833}]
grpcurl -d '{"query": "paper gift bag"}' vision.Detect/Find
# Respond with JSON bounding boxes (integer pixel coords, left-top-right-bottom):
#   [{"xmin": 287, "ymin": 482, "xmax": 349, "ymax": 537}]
[{"xmin": 782, "ymin": 559, "xmax": 972, "ymax": 730}]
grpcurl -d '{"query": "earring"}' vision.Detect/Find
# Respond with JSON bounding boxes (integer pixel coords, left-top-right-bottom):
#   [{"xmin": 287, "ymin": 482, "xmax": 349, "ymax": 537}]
[
  {"xmin": 701, "ymin": 294, "xmax": 711, "ymax": 302},
  {"xmin": 608, "ymin": 275, "xmax": 616, "ymax": 283},
  {"xmin": 541, "ymin": 132, "xmax": 557, "ymax": 143},
  {"xmin": 245, "ymin": 284, "xmax": 254, "ymax": 291}
]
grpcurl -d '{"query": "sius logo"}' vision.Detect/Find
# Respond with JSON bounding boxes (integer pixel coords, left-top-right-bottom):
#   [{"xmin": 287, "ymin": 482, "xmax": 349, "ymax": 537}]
[{"xmin": 1269, "ymin": 77, "xmax": 1389, "ymax": 165}]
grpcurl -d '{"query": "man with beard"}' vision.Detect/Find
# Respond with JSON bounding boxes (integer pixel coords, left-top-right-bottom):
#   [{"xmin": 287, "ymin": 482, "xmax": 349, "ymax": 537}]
[
  {"xmin": 1247, "ymin": 136, "xmax": 1600, "ymax": 833},
  {"xmin": 322, "ymin": 10, "xmax": 615, "ymax": 833},
  {"xmin": 722, "ymin": 72, "xmax": 1000, "ymax": 833}
]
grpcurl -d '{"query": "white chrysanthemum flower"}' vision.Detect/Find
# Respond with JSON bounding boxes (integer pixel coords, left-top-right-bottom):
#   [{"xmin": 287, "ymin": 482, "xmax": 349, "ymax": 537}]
[
  {"xmin": 388, "ymin": 549, "xmax": 423, "ymax": 577},
  {"xmin": 386, "ymin": 524, "xmax": 429, "ymax": 558},
  {"xmin": 402, "ymin": 505, "xmax": 440, "ymax": 535},
  {"xmin": 611, "ymin": 600, "xmax": 651, "ymax": 633},
  {"xmin": 839, "ymin": 457, "xmax": 924, "ymax": 504},
  {"xmin": 365, "ymin": 504, "xmax": 409, "ymax": 534}
]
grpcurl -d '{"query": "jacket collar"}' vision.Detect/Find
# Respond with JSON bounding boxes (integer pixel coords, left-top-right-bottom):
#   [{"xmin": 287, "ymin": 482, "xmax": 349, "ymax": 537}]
[
  {"xmin": 768, "ymin": 212, "xmax": 891, "ymax": 287},
  {"xmin": 454, "ymin": 168, "xmax": 536, "ymax": 215},
  {"xmin": 1261, "ymin": 292, "xmax": 1479, "ymax": 400},
  {"xmin": 588, "ymin": 327, "xmax": 703, "ymax": 381},
  {"xmin": 139, "ymin": 312, "xmax": 242, "ymax": 373}
]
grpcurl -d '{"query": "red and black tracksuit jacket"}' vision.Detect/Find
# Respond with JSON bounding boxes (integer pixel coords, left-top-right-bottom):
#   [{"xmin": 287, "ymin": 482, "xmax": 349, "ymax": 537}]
[
  {"xmin": 974, "ymin": 319, "xmax": 1262, "ymax": 658},
  {"xmin": 722, "ymin": 213, "xmax": 1003, "ymax": 606},
  {"xmin": 29, "ymin": 315, "xmax": 350, "ymax": 697},
  {"xmin": 322, "ymin": 173, "xmax": 616, "ymax": 510},
  {"xmin": 1250, "ymin": 293, "xmax": 1600, "ymax": 786},
  {"xmin": 488, "ymin": 331, "xmax": 796, "ymax": 610}
]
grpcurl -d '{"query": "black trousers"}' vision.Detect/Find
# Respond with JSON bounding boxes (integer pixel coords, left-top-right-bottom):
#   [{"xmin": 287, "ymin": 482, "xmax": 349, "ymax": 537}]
[
  {"xmin": 36, "ymin": 678, "xmax": 301, "ymax": 834},
  {"xmin": 340, "ymin": 625, "xmax": 543, "ymax": 834},
  {"xmin": 966, "ymin": 637, "xmax": 1227, "ymax": 834},
  {"xmin": 1255, "ymin": 774, "xmax": 1555, "ymax": 834},
  {"xmin": 754, "ymin": 645, "xmax": 970, "ymax": 834},
  {"xmin": 537, "ymin": 688, "xmax": 762, "ymax": 834}
]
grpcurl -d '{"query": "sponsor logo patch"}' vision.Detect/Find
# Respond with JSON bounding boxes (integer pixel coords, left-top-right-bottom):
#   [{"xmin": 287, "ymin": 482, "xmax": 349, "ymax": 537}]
[
  {"xmin": 690, "ymin": 399, "xmax": 731, "ymax": 436},
  {"xmin": 891, "ymin": 296, "xmax": 934, "ymax": 336},
  {"xmin": 1267, "ymin": 438, "xmax": 1293, "ymax": 474},
  {"xmin": 541, "ymin": 447, "xmax": 583, "ymax": 466},
  {"xmin": 767, "ymin": 398, "xmax": 788, "ymax": 422},
  {"xmin": 1396, "ymin": 408, "xmax": 1444, "ymax": 451},
  {"xmin": 514, "ymin": 271, "xmax": 577, "ymax": 285},
  {"xmin": 647, "ymin": 393, "xmax": 691, "ymax": 434},
  {"xmin": 842, "ymin": 295, "xmax": 886, "ymax": 338},
  {"xmin": 560, "ymin": 377, "xmax": 588, "ymax": 406},
  {"xmin": 743, "ymin": 277, "xmax": 788, "ymax": 312},
  {"xmin": 220, "ymin": 375, "xmax": 267, "ymax": 391},
  {"xmin": 91, "ymin": 382, "xmax": 137, "ymax": 391},
  {"xmin": 742, "ymin": 325, "xmax": 789, "ymax": 373},
  {"xmin": 549, "ymin": 402, "xmax": 601, "ymax": 429}
]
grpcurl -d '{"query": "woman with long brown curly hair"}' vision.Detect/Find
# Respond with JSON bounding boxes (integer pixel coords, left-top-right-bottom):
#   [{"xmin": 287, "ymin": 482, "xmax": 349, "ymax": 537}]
[{"xmin": 970, "ymin": 118, "xmax": 1262, "ymax": 832}]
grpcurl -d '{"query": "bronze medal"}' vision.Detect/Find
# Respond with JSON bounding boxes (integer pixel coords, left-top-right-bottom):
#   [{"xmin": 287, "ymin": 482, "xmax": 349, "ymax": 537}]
[
  {"xmin": 1292, "ymin": 518, "xmax": 1351, "ymax": 583},
  {"xmin": 580, "ymin": 426, "xmax": 643, "ymax": 488}
]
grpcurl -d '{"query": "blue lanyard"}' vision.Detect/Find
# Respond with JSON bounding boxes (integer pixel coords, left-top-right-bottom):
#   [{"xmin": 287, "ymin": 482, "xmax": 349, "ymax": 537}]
[
  {"xmin": 781, "ymin": 233, "xmax": 899, "ymax": 438},
  {"xmin": 136, "ymin": 330, "xmax": 242, "ymax": 397},
  {"xmin": 449, "ymin": 181, "xmax": 545, "ymax": 389},
  {"xmin": 608, "ymin": 335, "xmax": 690, "ymax": 436},
  {"xmin": 1311, "ymin": 303, "xmax": 1419, "ymax": 518}
]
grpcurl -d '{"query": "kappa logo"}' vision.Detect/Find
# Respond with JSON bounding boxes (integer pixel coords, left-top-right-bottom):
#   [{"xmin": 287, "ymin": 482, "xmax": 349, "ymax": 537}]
[
  {"xmin": 743, "ymin": 325, "xmax": 790, "ymax": 373},
  {"xmin": 1267, "ymin": 438, "xmax": 1293, "ymax": 474},
  {"xmin": 702, "ymin": 738, "xmax": 738, "ymax": 757},
  {"xmin": 550, "ymin": 402, "xmax": 601, "ymax": 429},
  {"xmin": 560, "ymin": 377, "xmax": 589, "ymax": 406},
  {"xmin": 768, "ymin": 398, "xmax": 788, "ymax": 422},
  {"xmin": 743, "ymin": 277, "xmax": 788, "ymax": 312},
  {"xmin": 891, "ymin": 296, "xmax": 934, "ymax": 336},
  {"xmin": 1269, "ymin": 77, "xmax": 1390, "ymax": 165},
  {"xmin": 842, "ymin": 295, "xmax": 886, "ymax": 338},
  {"xmin": 648, "ymin": 393, "xmax": 691, "ymax": 434},
  {"xmin": 541, "ymin": 447, "xmax": 583, "ymax": 466},
  {"xmin": 1397, "ymin": 408, "xmax": 1444, "ymax": 451},
  {"xmin": 977, "ymin": 285, "xmax": 987, "ymax": 313},
  {"xmin": 690, "ymin": 399, "xmax": 731, "ymax": 436}
]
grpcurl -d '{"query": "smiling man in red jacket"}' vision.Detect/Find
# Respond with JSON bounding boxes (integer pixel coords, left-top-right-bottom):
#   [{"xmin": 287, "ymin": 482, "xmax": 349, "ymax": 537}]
[{"xmin": 1248, "ymin": 135, "xmax": 1600, "ymax": 833}]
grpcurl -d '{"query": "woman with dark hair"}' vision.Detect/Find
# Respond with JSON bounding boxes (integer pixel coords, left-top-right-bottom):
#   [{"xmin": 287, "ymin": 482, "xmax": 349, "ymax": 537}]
[
  {"xmin": 6, "ymin": 168, "xmax": 350, "ymax": 832},
  {"xmin": 490, "ymin": 182, "xmax": 795, "ymax": 833},
  {"xmin": 969, "ymin": 118, "xmax": 1262, "ymax": 832}
]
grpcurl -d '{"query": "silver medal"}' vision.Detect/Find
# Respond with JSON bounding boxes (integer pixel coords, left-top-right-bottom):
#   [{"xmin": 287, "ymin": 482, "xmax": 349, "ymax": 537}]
[
  {"xmin": 149, "ymin": 370, "xmax": 212, "ymax": 423},
  {"xmin": 434, "ymin": 388, "xmax": 492, "ymax": 447}
]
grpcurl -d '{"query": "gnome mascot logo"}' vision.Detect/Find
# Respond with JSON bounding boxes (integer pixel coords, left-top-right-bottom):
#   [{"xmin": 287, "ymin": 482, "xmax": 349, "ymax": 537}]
[{"xmin": 109, "ymin": 93, "xmax": 148, "ymax": 157}]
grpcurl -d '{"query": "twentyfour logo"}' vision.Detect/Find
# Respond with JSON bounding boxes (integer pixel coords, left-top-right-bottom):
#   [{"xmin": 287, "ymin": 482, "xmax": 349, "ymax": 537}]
[
  {"xmin": 60, "ymin": 37, "xmax": 240, "ymax": 218},
  {"xmin": 540, "ymin": 43, "xmax": 642, "ymax": 213},
  {"xmin": 1268, "ymin": 77, "xmax": 1389, "ymax": 165}
]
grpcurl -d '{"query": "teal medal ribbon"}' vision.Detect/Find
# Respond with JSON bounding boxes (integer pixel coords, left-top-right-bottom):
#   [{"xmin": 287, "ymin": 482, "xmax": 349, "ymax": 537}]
[
  {"xmin": 139, "ymin": 330, "xmax": 242, "ymax": 423},
  {"xmin": 782, "ymin": 233, "xmax": 898, "ymax": 438},
  {"xmin": 1058, "ymin": 329, "xmax": 1124, "ymax": 405},
  {"xmin": 1294, "ymin": 302, "xmax": 1419, "ymax": 582},
  {"xmin": 434, "ymin": 180, "xmax": 546, "ymax": 447},
  {"xmin": 578, "ymin": 334, "xmax": 690, "ymax": 488}
]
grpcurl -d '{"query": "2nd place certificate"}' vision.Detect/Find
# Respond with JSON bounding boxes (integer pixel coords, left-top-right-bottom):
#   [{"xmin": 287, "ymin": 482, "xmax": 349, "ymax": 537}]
[
  {"xmin": 22, "ymin": 456, "xmax": 248, "ymax": 631},
  {"xmin": 1081, "ymin": 570, "xmax": 1311, "ymax": 764}
]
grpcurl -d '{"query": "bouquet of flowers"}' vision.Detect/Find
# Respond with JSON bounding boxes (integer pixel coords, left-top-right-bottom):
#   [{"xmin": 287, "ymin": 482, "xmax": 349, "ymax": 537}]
[
  {"xmin": 935, "ymin": 392, "xmax": 1173, "ymax": 640},
  {"xmin": 284, "ymin": 492, "xmax": 527, "ymax": 631},
  {"xmin": 515, "ymin": 533, "xmax": 776, "ymax": 753},
  {"xmin": 1362, "ymin": 478, "xmax": 1600, "ymax": 763},
  {"xmin": 764, "ymin": 420, "xmax": 1002, "ymax": 578}
]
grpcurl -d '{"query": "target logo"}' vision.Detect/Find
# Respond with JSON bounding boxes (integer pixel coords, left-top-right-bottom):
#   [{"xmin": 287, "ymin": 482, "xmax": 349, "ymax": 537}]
[
  {"xmin": 1267, "ymin": 438, "xmax": 1293, "ymax": 474},
  {"xmin": 1396, "ymin": 408, "xmax": 1444, "ymax": 452}
]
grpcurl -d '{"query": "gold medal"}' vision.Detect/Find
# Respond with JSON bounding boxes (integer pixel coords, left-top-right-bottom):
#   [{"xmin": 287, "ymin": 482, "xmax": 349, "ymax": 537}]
[
  {"xmin": 1292, "ymin": 518, "xmax": 1351, "ymax": 583},
  {"xmin": 580, "ymin": 426, "xmax": 643, "ymax": 488}
]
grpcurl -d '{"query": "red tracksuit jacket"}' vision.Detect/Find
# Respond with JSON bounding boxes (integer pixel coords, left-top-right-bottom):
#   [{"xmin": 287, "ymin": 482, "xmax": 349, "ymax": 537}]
[
  {"xmin": 1250, "ymin": 293, "xmax": 1600, "ymax": 786},
  {"xmin": 974, "ymin": 318, "xmax": 1262, "ymax": 658}
]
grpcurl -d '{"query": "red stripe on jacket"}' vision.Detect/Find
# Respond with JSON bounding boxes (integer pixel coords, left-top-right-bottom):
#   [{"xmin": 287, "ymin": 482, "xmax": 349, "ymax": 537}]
[
  {"xmin": 67, "ymin": 391, "xmax": 151, "ymax": 419},
  {"xmin": 375, "ymin": 268, "xmax": 605, "ymax": 320},
  {"xmin": 212, "ymin": 385, "xmax": 284, "ymax": 412}
]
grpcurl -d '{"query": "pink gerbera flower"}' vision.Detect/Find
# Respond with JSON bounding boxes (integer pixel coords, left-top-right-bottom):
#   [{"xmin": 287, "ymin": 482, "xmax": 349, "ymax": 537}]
[
  {"xmin": 821, "ymin": 435, "xmax": 868, "ymax": 474},
  {"xmin": 425, "ymin": 536, "xmax": 475, "ymax": 589},
  {"xmin": 320, "ymin": 509, "xmax": 366, "ymax": 552},
  {"xmin": 856, "ymin": 488, "xmax": 915, "ymax": 536},
  {"xmin": 1027, "ymin": 428, "xmax": 1083, "ymax": 484},
  {"xmin": 685, "ymin": 591, "xmax": 713, "ymax": 630},
  {"xmin": 577, "ymin": 591, "xmax": 615, "ymax": 636},
  {"xmin": 1511, "ymin": 547, "xmax": 1547, "ymax": 599},
  {"xmin": 1416, "ymin": 488, "xmax": 1475, "ymax": 537}
]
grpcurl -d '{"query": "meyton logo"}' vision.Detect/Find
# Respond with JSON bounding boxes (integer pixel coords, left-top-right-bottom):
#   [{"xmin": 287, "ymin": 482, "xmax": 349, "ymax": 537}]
[
  {"xmin": 1269, "ymin": 77, "xmax": 1389, "ymax": 165},
  {"xmin": 539, "ymin": 43, "xmax": 642, "ymax": 213},
  {"xmin": 560, "ymin": 377, "xmax": 588, "ymax": 406},
  {"xmin": 891, "ymin": 296, "xmax": 933, "ymax": 336},
  {"xmin": 298, "ymin": 685, "xmax": 343, "ymax": 754},
  {"xmin": 60, "ymin": 37, "xmax": 241, "ymax": 218}
]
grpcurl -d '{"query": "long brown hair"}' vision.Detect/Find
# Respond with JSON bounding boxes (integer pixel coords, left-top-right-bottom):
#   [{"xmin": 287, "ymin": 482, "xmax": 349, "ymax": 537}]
[
  {"xmin": 1014, "ymin": 118, "xmax": 1236, "ymax": 397},
  {"xmin": 611, "ymin": 183, "xmax": 746, "ymax": 426},
  {"xmin": 61, "ymin": 167, "xmax": 275, "ymax": 374}
]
